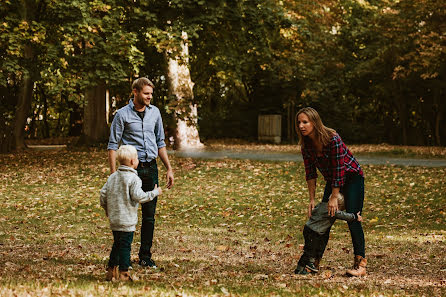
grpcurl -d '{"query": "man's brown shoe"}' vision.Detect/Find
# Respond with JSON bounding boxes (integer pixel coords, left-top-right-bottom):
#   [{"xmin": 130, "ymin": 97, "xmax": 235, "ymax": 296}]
[
  {"xmin": 105, "ymin": 266, "xmax": 118, "ymax": 281},
  {"xmin": 119, "ymin": 270, "xmax": 133, "ymax": 282},
  {"xmin": 346, "ymin": 255, "xmax": 367, "ymax": 277}
]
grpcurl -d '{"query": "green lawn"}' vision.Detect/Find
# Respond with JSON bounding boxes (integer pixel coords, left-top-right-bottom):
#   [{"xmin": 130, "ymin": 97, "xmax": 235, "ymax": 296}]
[{"xmin": 0, "ymin": 149, "xmax": 445, "ymax": 296}]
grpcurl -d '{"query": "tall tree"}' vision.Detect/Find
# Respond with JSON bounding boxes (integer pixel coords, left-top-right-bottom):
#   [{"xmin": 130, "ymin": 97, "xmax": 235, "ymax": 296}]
[
  {"xmin": 56, "ymin": 1, "xmax": 145, "ymax": 144},
  {"xmin": 1, "ymin": 0, "xmax": 40, "ymax": 150},
  {"xmin": 141, "ymin": 0, "xmax": 206, "ymax": 149},
  {"xmin": 166, "ymin": 32, "xmax": 203, "ymax": 149}
]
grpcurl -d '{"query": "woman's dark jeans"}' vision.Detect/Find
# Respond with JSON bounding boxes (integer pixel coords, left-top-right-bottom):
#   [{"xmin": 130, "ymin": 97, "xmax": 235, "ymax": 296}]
[
  {"xmin": 322, "ymin": 173, "xmax": 365, "ymax": 257},
  {"xmin": 108, "ymin": 231, "xmax": 134, "ymax": 271},
  {"xmin": 136, "ymin": 161, "xmax": 159, "ymax": 262}
]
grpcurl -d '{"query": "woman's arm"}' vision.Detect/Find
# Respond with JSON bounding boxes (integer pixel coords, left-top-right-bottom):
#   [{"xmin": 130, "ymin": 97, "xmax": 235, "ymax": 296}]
[
  {"xmin": 328, "ymin": 135, "xmax": 345, "ymax": 216},
  {"xmin": 328, "ymin": 188, "xmax": 340, "ymax": 216},
  {"xmin": 301, "ymin": 145, "xmax": 318, "ymax": 217},
  {"xmin": 306, "ymin": 178, "xmax": 317, "ymax": 217}
]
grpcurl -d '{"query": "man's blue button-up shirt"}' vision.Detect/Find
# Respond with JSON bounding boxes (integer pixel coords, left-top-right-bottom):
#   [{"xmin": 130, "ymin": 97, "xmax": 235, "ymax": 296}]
[{"xmin": 107, "ymin": 99, "xmax": 166, "ymax": 162}]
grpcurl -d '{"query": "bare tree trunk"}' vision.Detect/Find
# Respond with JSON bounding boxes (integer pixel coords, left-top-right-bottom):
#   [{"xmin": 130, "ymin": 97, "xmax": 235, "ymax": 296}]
[
  {"xmin": 433, "ymin": 88, "xmax": 444, "ymax": 146},
  {"xmin": 435, "ymin": 111, "xmax": 443, "ymax": 146},
  {"xmin": 166, "ymin": 32, "xmax": 203, "ymax": 150},
  {"xmin": 105, "ymin": 89, "xmax": 110, "ymax": 125},
  {"xmin": 0, "ymin": 85, "xmax": 15, "ymax": 153},
  {"xmin": 393, "ymin": 82, "xmax": 408, "ymax": 145},
  {"xmin": 79, "ymin": 82, "xmax": 108, "ymax": 144},
  {"xmin": 287, "ymin": 100, "xmax": 296, "ymax": 144},
  {"xmin": 13, "ymin": 1, "xmax": 37, "ymax": 150},
  {"xmin": 42, "ymin": 88, "xmax": 49, "ymax": 138},
  {"xmin": 28, "ymin": 89, "xmax": 41, "ymax": 139},
  {"xmin": 14, "ymin": 69, "xmax": 34, "ymax": 150}
]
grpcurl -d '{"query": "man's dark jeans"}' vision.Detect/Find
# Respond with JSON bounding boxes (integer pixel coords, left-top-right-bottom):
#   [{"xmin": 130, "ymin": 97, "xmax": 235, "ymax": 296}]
[
  {"xmin": 136, "ymin": 161, "xmax": 159, "ymax": 262},
  {"xmin": 108, "ymin": 231, "xmax": 134, "ymax": 271}
]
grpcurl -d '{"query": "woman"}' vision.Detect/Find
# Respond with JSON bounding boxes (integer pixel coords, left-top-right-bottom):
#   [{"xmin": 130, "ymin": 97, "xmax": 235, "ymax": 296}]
[{"xmin": 295, "ymin": 107, "xmax": 366, "ymax": 276}]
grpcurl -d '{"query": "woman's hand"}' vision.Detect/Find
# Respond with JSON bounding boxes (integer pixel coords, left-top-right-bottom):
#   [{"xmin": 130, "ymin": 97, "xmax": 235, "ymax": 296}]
[
  {"xmin": 308, "ymin": 200, "xmax": 315, "ymax": 218},
  {"xmin": 328, "ymin": 193, "xmax": 339, "ymax": 217}
]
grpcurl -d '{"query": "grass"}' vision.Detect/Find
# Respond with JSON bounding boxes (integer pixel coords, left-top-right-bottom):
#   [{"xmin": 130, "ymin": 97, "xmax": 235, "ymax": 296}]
[
  {"xmin": 0, "ymin": 149, "xmax": 445, "ymax": 296},
  {"xmin": 203, "ymin": 139, "xmax": 446, "ymax": 159}
]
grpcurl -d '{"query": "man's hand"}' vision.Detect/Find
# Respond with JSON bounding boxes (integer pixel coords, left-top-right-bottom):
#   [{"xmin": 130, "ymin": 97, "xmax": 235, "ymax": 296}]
[
  {"xmin": 356, "ymin": 211, "xmax": 363, "ymax": 222},
  {"xmin": 166, "ymin": 169, "xmax": 174, "ymax": 189},
  {"xmin": 328, "ymin": 193, "xmax": 339, "ymax": 217},
  {"xmin": 158, "ymin": 147, "xmax": 174, "ymax": 189}
]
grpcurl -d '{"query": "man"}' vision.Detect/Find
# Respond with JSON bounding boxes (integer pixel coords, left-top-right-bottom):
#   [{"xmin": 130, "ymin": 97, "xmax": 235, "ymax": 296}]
[{"xmin": 108, "ymin": 77, "xmax": 174, "ymax": 269}]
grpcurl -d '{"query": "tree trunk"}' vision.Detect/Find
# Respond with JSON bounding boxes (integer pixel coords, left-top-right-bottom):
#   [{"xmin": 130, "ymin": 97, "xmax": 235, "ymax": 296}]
[
  {"xmin": 42, "ymin": 88, "xmax": 49, "ymax": 138},
  {"xmin": 166, "ymin": 32, "xmax": 203, "ymax": 150},
  {"xmin": 28, "ymin": 90, "xmax": 41, "ymax": 139},
  {"xmin": 287, "ymin": 100, "xmax": 296, "ymax": 144},
  {"xmin": 398, "ymin": 101, "xmax": 408, "ymax": 145},
  {"xmin": 14, "ymin": 1, "xmax": 37, "ymax": 150},
  {"xmin": 433, "ymin": 88, "xmax": 444, "ymax": 146},
  {"xmin": 393, "ymin": 82, "xmax": 408, "ymax": 145},
  {"xmin": 0, "ymin": 86, "xmax": 15, "ymax": 153},
  {"xmin": 68, "ymin": 96, "xmax": 82, "ymax": 137},
  {"xmin": 14, "ymin": 70, "xmax": 34, "ymax": 150},
  {"xmin": 105, "ymin": 89, "xmax": 110, "ymax": 125},
  {"xmin": 79, "ymin": 82, "xmax": 108, "ymax": 144}
]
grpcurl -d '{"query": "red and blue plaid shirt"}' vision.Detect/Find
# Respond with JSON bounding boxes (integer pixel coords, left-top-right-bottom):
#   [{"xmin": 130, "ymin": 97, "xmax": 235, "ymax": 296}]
[{"xmin": 301, "ymin": 133, "xmax": 363, "ymax": 188}]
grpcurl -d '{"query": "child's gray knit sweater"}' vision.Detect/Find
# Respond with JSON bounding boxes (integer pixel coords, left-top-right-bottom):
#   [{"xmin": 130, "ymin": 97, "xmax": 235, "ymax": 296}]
[
  {"xmin": 100, "ymin": 165, "xmax": 160, "ymax": 232},
  {"xmin": 306, "ymin": 202, "xmax": 357, "ymax": 235}
]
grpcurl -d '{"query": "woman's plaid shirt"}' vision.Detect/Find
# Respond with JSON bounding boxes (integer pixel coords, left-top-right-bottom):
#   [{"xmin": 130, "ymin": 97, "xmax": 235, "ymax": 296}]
[{"xmin": 301, "ymin": 133, "xmax": 363, "ymax": 188}]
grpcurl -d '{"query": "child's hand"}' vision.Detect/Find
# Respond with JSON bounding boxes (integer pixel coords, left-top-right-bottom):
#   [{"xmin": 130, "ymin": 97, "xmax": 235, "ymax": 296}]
[
  {"xmin": 356, "ymin": 211, "xmax": 363, "ymax": 222},
  {"xmin": 154, "ymin": 184, "xmax": 162, "ymax": 195}
]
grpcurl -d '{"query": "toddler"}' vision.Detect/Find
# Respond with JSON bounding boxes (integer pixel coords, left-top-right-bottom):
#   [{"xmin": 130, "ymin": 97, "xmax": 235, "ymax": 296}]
[
  {"xmin": 295, "ymin": 194, "xmax": 362, "ymax": 275},
  {"xmin": 100, "ymin": 145, "xmax": 162, "ymax": 281}
]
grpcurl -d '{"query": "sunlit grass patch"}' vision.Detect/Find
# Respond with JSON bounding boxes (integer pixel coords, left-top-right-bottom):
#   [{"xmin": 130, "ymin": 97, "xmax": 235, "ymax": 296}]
[{"xmin": 0, "ymin": 149, "xmax": 445, "ymax": 296}]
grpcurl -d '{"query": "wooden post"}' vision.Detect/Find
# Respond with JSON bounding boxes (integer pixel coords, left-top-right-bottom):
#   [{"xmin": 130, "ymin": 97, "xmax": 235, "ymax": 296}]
[{"xmin": 258, "ymin": 115, "xmax": 282, "ymax": 143}]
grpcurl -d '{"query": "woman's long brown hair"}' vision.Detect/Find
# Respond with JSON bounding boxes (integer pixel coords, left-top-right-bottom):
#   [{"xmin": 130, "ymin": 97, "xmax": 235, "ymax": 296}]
[{"xmin": 295, "ymin": 107, "xmax": 336, "ymax": 149}]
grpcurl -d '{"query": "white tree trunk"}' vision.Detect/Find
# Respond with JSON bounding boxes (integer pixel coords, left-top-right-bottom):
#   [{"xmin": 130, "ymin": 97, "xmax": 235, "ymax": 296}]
[{"xmin": 166, "ymin": 31, "xmax": 203, "ymax": 150}]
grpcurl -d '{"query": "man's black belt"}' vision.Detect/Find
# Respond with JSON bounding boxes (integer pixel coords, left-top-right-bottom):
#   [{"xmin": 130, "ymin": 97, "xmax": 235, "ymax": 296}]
[{"xmin": 139, "ymin": 159, "xmax": 156, "ymax": 168}]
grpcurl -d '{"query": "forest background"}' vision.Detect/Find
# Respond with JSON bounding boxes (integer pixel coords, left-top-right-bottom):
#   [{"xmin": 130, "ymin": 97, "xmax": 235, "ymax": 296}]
[{"xmin": 1, "ymin": 0, "xmax": 445, "ymax": 152}]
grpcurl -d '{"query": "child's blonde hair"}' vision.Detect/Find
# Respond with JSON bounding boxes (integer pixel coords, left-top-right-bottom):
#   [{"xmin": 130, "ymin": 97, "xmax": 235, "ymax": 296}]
[
  {"xmin": 337, "ymin": 193, "xmax": 345, "ymax": 211},
  {"xmin": 117, "ymin": 145, "xmax": 138, "ymax": 165},
  {"xmin": 329, "ymin": 193, "xmax": 345, "ymax": 210}
]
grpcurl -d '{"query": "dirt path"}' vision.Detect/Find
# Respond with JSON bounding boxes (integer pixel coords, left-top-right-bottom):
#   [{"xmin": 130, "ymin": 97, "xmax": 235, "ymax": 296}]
[{"xmin": 171, "ymin": 149, "xmax": 446, "ymax": 167}]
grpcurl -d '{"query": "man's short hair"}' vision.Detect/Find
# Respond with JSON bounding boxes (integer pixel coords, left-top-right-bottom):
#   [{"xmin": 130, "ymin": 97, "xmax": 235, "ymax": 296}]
[
  {"xmin": 132, "ymin": 77, "xmax": 155, "ymax": 91},
  {"xmin": 117, "ymin": 145, "xmax": 138, "ymax": 164}
]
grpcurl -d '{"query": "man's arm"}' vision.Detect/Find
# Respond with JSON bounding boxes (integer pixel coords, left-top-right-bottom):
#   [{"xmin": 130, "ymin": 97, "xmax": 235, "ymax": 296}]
[
  {"xmin": 158, "ymin": 147, "xmax": 174, "ymax": 189},
  {"xmin": 108, "ymin": 149, "xmax": 117, "ymax": 173},
  {"xmin": 107, "ymin": 111, "xmax": 123, "ymax": 174}
]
